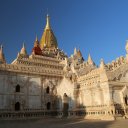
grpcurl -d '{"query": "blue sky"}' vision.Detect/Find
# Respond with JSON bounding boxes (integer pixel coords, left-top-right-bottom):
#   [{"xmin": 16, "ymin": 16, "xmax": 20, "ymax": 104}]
[{"xmin": 0, "ymin": 0, "xmax": 128, "ymax": 65}]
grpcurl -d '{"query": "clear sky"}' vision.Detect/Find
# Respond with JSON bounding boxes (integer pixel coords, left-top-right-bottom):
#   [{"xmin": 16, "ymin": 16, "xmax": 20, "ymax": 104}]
[{"xmin": 0, "ymin": 0, "xmax": 128, "ymax": 65}]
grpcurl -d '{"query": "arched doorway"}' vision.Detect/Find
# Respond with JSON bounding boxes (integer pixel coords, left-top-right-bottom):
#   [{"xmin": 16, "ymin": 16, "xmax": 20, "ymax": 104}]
[
  {"xmin": 63, "ymin": 93, "xmax": 69, "ymax": 117},
  {"xmin": 46, "ymin": 86, "xmax": 50, "ymax": 94},
  {"xmin": 16, "ymin": 84, "xmax": 20, "ymax": 92},
  {"xmin": 15, "ymin": 102, "xmax": 20, "ymax": 111},
  {"xmin": 47, "ymin": 102, "xmax": 51, "ymax": 110}
]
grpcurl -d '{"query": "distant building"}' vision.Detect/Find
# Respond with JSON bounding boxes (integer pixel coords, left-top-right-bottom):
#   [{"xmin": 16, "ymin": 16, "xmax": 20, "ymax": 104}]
[{"xmin": 0, "ymin": 15, "xmax": 128, "ymax": 120}]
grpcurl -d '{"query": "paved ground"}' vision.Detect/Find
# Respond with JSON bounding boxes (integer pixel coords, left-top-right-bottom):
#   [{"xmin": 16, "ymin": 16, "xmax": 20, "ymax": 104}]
[{"xmin": 0, "ymin": 118, "xmax": 128, "ymax": 128}]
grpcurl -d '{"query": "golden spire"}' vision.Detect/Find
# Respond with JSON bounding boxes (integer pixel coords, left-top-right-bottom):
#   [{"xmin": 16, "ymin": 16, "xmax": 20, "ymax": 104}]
[
  {"xmin": 40, "ymin": 14, "xmax": 58, "ymax": 49},
  {"xmin": 45, "ymin": 14, "xmax": 50, "ymax": 29}
]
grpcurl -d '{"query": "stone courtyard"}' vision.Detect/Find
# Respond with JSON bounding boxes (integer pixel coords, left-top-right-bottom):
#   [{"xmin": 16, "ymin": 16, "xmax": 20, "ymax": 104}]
[{"xmin": 0, "ymin": 118, "xmax": 128, "ymax": 128}]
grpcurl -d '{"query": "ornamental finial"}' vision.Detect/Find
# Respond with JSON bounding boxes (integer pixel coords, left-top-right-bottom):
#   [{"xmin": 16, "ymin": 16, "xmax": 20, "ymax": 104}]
[{"xmin": 45, "ymin": 14, "xmax": 50, "ymax": 29}]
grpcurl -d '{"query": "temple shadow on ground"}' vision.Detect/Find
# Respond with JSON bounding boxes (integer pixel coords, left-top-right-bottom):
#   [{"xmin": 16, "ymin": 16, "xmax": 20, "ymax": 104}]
[{"xmin": 0, "ymin": 118, "xmax": 120, "ymax": 128}]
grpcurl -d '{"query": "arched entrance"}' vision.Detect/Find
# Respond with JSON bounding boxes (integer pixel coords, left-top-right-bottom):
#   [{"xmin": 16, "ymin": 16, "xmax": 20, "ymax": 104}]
[
  {"xmin": 63, "ymin": 93, "xmax": 69, "ymax": 117},
  {"xmin": 47, "ymin": 102, "xmax": 51, "ymax": 110},
  {"xmin": 46, "ymin": 86, "xmax": 50, "ymax": 94},
  {"xmin": 15, "ymin": 102, "xmax": 20, "ymax": 111},
  {"xmin": 15, "ymin": 84, "xmax": 20, "ymax": 92}
]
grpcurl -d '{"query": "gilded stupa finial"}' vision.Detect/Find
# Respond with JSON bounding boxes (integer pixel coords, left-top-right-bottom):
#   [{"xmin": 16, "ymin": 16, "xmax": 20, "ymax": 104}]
[
  {"xmin": 40, "ymin": 14, "xmax": 58, "ymax": 49},
  {"xmin": 45, "ymin": 14, "xmax": 50, "ymax": 29}
]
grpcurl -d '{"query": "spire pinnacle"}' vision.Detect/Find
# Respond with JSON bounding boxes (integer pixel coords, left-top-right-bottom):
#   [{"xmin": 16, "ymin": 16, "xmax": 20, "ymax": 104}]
[
  {"xmin": 35, "ymin": 35, "xmax": 38, "ymax": 42},
  {"xmin": 100, "ymin": 58, "xmax": 106, "ymax": 69},
  {"xmin": 74, "ymin": 47, "xmax": 77, "ymax": 55},
  {"xmin": 76, "ymin": 49, "xmax": 82, "ymax": 57},
  {"xmin": 45, "ymin": 14, "xmax": 50, "ymax": 29},
  {"xmin": 0, "ymin": 45, "xmax": 3, "ymax": 53},
  {"xmin": 23, "ymin": 43, "xmax": 25, "ymax": 48},
  {"xmin": 0, "ymin": 45, "xmax": 6, "ymax": 63},
  {"xmin": 40, "ymin": 14, "xmax": 58, "ymax": 49},
  {"xmin": 20, "ymin": 43, "xmax": 27, "ymax": 55},
  {"xmin": 34, "ymin": 35, "xmax": 39, "ymax": 47},
  {"xmin": 88, "ymin": 54, "xmax": 94, "ymax": 65}
]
